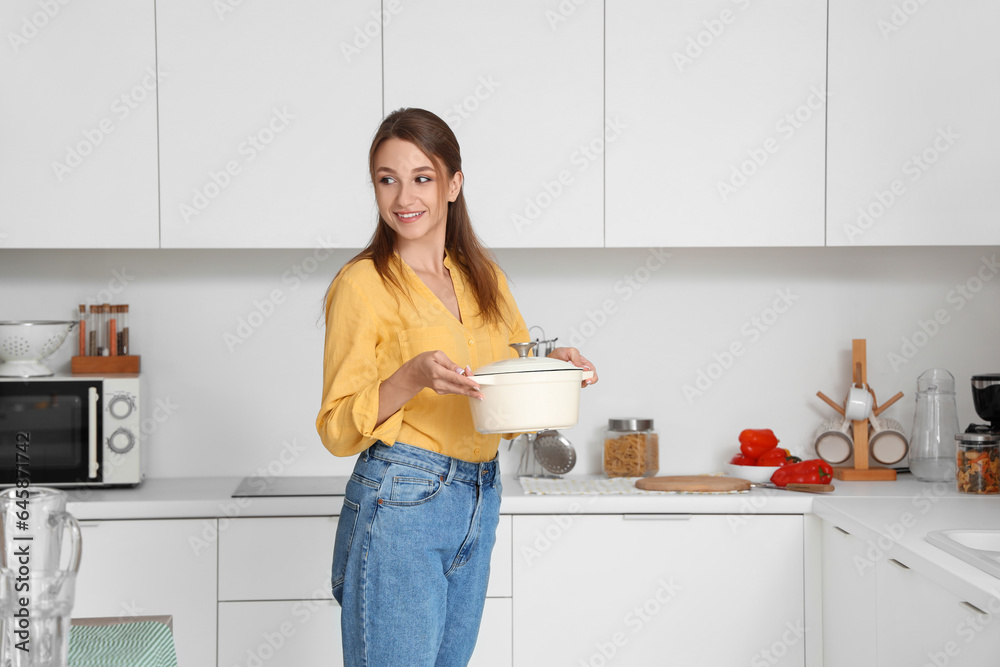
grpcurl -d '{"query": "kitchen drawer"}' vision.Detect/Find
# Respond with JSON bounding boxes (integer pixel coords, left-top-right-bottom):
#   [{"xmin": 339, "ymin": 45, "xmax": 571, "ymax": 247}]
[{"xmin": 219, "ymin": 515, "xmax": 512, "ymax": 601}]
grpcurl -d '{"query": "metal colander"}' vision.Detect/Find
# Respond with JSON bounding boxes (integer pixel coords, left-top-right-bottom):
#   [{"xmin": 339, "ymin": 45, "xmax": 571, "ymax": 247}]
[{"xmin": 0, "ymin": 321, "xmax": 77, "ymax": 377}]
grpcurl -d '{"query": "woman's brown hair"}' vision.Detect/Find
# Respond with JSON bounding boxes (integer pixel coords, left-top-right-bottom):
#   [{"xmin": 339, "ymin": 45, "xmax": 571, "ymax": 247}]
[{"xmin": 334, "ymin": 108, "xmax": 505, "ymax": 327}]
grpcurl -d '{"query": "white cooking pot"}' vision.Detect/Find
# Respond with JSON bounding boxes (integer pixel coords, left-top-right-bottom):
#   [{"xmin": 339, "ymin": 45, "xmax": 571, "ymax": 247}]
[{"xmin": 469, "ymin": 342, "xmax": 594, "ymax": 434}]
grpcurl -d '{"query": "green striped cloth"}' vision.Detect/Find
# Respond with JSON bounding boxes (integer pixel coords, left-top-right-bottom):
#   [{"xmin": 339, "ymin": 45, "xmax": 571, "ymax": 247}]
[{"xmin": 68, "ymin": 621, "xmax": 177, "ymax": 667}]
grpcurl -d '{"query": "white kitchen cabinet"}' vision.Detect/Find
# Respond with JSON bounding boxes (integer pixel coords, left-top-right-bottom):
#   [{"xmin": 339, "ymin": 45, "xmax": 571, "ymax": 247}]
[
  {"xmin": 383, "ymin": 0, "xmax": 604, "ymax": 248},
  {"xmin": 0, "ymin": 0, "xmax": 159, "ymax": 248},
  {"xmin": 218, "ymin": 597, "xmax": 510, "ymax": 667},
  {"xmin": 156, "ymin": 0, "xmax": 381, "ymax": 248},
  {"xmin": 827, "ymin": 0, "xmax": 1000, "ymax": 246},
  {"xmin": 606, "ymin": 0, "xmax": 826, "ymax": 247},
  {"xmin": 217, "ymin": 515, "xmax": 512, "ymax": 664},
  {"xmin": 73, "ymin": 519, "xmax": 217, "ymax": 665},
  {"xmin": 820, "ymin": 522, "xmax": 877, "ymax": 667},
  {"xmin": 876, "ymin": 555, "xmax": 1000, "ymax": 667},
  {"xmin": 512, "ymin": 514, "xmax": 804, "ymax": 665}
]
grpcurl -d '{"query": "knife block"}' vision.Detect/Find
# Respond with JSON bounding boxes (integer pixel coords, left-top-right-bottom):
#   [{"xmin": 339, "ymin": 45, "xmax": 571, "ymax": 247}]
[{"xmin": 71, "ymin": 355, "xmax": 140, "ymax": 374}]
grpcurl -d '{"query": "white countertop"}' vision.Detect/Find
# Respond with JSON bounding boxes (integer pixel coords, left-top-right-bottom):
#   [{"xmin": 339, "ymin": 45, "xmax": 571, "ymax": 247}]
[
  {"xmin": 62, "ymin": 472, "xmax": 1000, "ymax": 608},
  {"xmin": 61, "ymin": 472, "xmax": 950, "ymax": 520}
]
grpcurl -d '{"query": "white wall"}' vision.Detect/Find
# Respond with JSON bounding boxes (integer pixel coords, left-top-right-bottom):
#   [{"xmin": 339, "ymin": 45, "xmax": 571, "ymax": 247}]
[{"xmin": 1, "ymin": 244, "xmax": 997, "ymax": 479}]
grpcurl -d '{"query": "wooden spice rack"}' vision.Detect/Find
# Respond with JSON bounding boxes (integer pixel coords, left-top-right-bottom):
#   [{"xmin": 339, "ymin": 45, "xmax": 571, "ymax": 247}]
[
  {"xmin": 816, "ymin": 339, "xmax": 902, "ymax": 481},
  {"xmin": 71, "ymin": 355, "xmax": 140, "ymax": 374}
]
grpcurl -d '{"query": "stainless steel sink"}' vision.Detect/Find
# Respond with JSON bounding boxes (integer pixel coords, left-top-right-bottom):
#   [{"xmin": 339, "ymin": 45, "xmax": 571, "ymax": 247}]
[{"xmin": 926, "ymin": 530, "xmax": 1000, "ymax": 578}]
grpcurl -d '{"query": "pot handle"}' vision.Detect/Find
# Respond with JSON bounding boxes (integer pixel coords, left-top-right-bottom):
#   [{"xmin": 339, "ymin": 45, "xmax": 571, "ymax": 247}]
[
  {"xmin": 472, "ymin": 375, "xmax": 499, "ymax": 386},
  {"xmin": 582, "ymin": 370, "xmax": 594, "ymax": 381}
]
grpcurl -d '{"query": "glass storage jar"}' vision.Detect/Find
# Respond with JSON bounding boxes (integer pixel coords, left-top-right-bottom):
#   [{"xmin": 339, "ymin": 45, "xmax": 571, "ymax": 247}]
[
  {"xmin": 955, "ymin": 432, "xmax": 1000, "ymax": 494},
  {"xmin": 603, "ymin": 418, "xmax": 659, "ymax": 478}
]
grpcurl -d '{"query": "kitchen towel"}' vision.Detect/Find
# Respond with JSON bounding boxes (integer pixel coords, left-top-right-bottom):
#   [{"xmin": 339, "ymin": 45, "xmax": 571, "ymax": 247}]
[
  {"xmin": 518, "ymin": 475, "xmax": 743, "ymax": 495},
  {"xmin": 68, "ymin": 620, "xmax": 177, "ymax": 667}
]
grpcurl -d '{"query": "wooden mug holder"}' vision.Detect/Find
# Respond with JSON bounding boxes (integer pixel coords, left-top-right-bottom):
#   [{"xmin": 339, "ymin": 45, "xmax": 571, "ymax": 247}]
[
  {"xmin": 71, "ymin": 355, "xmax": 140, "ymax": 374},
  {"xmin": 816, "ymin": 339, "xmax": 902, "ymax": 481}
]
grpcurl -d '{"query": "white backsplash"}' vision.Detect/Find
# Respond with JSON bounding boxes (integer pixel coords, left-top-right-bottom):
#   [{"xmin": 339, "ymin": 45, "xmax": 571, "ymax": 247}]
[{"xmin": 1, "ymin": 245, "xmax": 997, "ymax": 479}]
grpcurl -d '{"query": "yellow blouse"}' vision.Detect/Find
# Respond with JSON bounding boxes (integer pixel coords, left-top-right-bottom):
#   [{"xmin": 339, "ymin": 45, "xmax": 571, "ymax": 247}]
[{"xmin": 316, "ymin": 252, "xmax": 529, "ymax": 463}]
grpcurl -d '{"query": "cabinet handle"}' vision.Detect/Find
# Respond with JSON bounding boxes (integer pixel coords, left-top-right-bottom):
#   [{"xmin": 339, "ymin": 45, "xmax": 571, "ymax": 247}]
[
  {"xmin": 960, "ymin": 601, "xmax": 988, "ymax": 615},
  {"xmin": 834, "ymin": 525, "xmax": 850, "ymax": 536},
  {"xmin": 888, "ymin": 558, "xmax": 910, "ymax": 570},
  {"xmin": 622, "ymin": 514, "xmax": 692, "ymax": 521}
]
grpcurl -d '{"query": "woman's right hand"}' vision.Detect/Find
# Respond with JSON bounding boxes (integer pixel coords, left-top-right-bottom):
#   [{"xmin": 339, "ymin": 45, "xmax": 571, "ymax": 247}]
[{"xmin": 401, "ymin": 351, "xmax": 484, "ymax": 401}]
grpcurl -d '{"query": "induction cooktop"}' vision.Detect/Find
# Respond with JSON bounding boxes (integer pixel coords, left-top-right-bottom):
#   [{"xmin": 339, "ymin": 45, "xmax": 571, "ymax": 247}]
[{"xmin": 231, "ymin": 475, "xmax": 349, "ymax": 497}]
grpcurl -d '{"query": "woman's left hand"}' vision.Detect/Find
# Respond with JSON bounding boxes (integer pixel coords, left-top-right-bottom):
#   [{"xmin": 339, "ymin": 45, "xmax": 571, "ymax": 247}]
[{"xmin": 547, "ymin": 347, "xmax": 598, "ymax": 388}]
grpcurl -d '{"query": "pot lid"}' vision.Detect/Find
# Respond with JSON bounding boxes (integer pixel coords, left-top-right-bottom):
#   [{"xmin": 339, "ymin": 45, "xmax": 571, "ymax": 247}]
[{"xmin": 473, "ymin": 342, "xmax": 580, "ymax": 376}]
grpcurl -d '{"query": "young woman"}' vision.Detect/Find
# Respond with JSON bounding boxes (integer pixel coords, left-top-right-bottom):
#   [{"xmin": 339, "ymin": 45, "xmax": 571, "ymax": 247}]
[{"xmin": 317, "ymin": 108, "xmax": 597, "ymax": 666}]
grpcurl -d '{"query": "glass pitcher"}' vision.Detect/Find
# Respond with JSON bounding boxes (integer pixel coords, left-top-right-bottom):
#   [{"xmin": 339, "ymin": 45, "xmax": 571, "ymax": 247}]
[
  {"xmin": 908, "ymin": 368, "xmax": 960, "ymax": 482},
  {"xmin": 0, "ymin": 488, "xmax": 81, "ymax": 575}
]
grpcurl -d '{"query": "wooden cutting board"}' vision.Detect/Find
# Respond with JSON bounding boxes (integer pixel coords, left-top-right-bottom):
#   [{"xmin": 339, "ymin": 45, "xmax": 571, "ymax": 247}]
[{"xmin": 635, "ymin": 476, "xmax": 752, "ymax": 493}]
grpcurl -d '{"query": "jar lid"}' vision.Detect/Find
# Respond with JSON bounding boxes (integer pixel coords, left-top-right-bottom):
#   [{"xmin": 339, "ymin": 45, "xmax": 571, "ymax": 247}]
[
  {"xmin": 956, "ymin": 432, "xmax": 1000, "ymax": 444},
  {"xmin": 608, "ymin": 418, "xmax": 654, "ymax": 431}
]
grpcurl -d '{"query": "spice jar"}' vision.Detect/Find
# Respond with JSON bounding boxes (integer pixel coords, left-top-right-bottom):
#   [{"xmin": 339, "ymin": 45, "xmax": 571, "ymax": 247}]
[
  {"xmin": 604, "ymin": 418, "xmax": 659, "ymax": 478},
  {"xmin": 955, "ymin": 432, "xmax": 1000, "ymax": 494}
]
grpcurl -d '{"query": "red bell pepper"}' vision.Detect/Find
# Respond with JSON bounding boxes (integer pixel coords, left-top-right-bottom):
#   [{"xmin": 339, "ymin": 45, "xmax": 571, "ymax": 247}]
[
  {"xmin": 739, "ymin": 429, "xmax": 780, "ymax": 459},
  {"xmin": 756, "ymin": 447, "xmax": 798, "ymax": 467},
  {"xmin": 770, "ymin": 459, "xmax": 833, "ymax": 486},
  {"xmin": 729, "ymin": 454, "xmax": 758, "ymax": 466}
]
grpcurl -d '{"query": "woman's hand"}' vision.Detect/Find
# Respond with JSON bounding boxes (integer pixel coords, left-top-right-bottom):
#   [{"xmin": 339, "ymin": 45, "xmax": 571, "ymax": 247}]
[
  {"xmin": 548, "ymin": 346, "xmax": 598, "ymax": 388},
  {"xmin": 401, "ymin": 350, "xmax": 484, "ymax": 400}
]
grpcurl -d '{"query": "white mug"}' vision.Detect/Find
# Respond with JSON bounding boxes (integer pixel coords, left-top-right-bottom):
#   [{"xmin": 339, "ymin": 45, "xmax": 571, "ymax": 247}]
[
  {"xmin": 814, "ymin": 417, "xmax": 853, "ymax": 464},
  {"xmin": 845, "ymin": 385, "xmax": 873, "ymax": 421},
  {"xmin": 869, "ymin": 415, "xmax": 909, "ymax": 465}
]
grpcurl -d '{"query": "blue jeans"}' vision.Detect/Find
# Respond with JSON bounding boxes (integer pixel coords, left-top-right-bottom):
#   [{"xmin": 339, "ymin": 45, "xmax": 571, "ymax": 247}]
[{"xmin": 331, "ymin": 441, "xmax": 502, "ymax": 667}]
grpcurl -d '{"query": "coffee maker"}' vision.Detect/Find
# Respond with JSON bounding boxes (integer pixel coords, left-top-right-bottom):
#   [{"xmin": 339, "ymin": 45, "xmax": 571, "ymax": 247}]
[{"xmin": 967, "ymin": 373, "xmax": 1000, "ymax": 433}]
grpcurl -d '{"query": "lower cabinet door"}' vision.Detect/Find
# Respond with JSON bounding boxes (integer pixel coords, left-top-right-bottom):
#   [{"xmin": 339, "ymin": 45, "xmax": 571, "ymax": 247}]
[
  {"xmin": 512, "ymin": 514, "xmax": 804, "ymax": 666},
  {"xmin": 876, "ymin": 556, "xmax": 1000, "ymax": 667},
  {"xmin": 821, "ymin": 522, "xmax": 877, "ymax": 667},
  {"xmin": 72, "ymin": 519, "xmax": 217, "ymax": 666},
  {"xmin": 218, "ymin": 598, "xmax": 511, "ymax": 667}
]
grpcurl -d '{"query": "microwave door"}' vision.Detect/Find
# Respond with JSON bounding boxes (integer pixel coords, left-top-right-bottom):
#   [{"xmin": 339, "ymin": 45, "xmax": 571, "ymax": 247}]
[{"xmin": 0, "ymin": 381, "xmax": 101, "ymax": 485}]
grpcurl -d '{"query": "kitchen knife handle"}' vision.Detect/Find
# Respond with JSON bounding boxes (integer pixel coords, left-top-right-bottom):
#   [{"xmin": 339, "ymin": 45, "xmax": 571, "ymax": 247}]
[{"xmin": 783, "ymin": 483, "xmax": 834, "ymax": 493}]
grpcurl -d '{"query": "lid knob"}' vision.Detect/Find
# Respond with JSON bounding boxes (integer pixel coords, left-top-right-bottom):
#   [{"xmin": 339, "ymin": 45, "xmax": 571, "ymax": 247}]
[{"xmin": 509, "ymin": 342, "xmax": 536, "ymax": 358}]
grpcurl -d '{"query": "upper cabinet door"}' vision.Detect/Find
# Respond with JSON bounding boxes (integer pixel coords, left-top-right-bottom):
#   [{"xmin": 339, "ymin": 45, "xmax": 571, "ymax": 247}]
[
  {"xmin": 157, "ymin": 1, "xmax": 381, "ymax": 248},
  {"xmin": 0, "ymin": 1, "xmax": 159, "ymax": 248},
  {"xmin": 383, "ymin": 0, "xmax": 604, "ymax": 248},
  {"xmin": 827, "ymin": 0, "xmax": 1000, "ymax": 246},
  {"xmin": 606, "ymin": 0, "xmax": 827, "ymax": 247}
]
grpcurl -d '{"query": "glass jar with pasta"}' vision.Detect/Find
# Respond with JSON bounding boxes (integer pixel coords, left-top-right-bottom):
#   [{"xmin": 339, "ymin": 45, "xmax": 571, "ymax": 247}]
[
  {"xmin": 955, "ymin": 432, "xmax": 1000, "ymax": 494},
  {"xmin": 604, "ymin": 418, "xmax": 659, "ymax": 478}
]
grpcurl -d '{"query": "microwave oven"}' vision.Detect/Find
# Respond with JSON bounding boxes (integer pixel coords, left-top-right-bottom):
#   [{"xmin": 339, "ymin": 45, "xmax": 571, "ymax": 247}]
[{"xmin": 0, "ymin": 375, "xmax": 141, "ymax": 487}]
